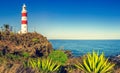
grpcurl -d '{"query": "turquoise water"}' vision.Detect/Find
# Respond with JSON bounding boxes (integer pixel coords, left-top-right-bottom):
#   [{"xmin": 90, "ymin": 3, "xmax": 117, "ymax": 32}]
[{"xmin": 49, "ymin": 40, "xmax": 120, "ymax": 57}]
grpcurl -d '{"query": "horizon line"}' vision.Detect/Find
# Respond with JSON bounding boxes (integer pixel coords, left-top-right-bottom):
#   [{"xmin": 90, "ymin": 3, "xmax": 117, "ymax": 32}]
[{"xmin": 48, "ymin": 38, "xmax": 120, "ymax": 40}]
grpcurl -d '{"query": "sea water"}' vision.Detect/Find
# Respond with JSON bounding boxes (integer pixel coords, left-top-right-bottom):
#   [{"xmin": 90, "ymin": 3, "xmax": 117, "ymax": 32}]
[{"xmin": 49, "ymin": 40, "xmax": 120, "ymax": 57}]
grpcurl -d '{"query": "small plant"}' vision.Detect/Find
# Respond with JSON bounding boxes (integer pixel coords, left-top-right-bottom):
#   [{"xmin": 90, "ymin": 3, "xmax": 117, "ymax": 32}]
[
  {"xmin": 75, "ymin": 51, "xmax": 115, "ymax": 73},
  {"xmin": 6, "ymin": 53, "xmax": 20, "ymax": 61},
  {"xmin": 0, "ymin": 57, "xmax": 3, "ymax": 64},
  {"xmin": 48, "ymin": 50, "xmax": 68, "ymax": 65},
  {"xmin": 24, "ymin": 58, "xmax": 61, "ymax": 73},
  {"xmin": 0, "ymin": 51, "xmax": 3, "ymax": 57},
  {"xmin": 32, "ymin": 38, "xmax": 39, "ymax": 43},
  {"xmin": 21, "ymin": 52, "xmax": 30, "ymax": 58}
]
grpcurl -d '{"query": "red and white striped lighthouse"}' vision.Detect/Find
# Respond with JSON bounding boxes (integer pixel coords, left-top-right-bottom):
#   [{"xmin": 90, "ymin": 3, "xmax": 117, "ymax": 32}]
[{"xmin": 21, "ymin": 4, "xmax": 28, "ymax": 33}]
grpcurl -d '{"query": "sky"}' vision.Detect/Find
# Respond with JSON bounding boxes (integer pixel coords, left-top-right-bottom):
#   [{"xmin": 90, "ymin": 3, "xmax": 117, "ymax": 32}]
[{"xmin": 0, "ymin": 0, "xmax": 120, "ymax": 39}]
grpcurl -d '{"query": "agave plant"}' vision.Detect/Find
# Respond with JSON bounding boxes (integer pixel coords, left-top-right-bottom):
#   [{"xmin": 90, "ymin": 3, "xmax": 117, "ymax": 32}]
[
  {"xmin": 75, "ymin": 51, "xmax": 115, "ymax": 73},
  {"xmin": 24, "ymin": 58, "xmax": 61, "ymax": 73}
]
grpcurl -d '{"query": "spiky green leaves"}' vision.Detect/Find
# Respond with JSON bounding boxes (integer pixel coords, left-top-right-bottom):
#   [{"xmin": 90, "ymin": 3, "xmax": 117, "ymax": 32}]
[
  {"xmin": 24, "ymin": 58, "xmax": 61, "ymax": 73},
  {"xmin": 75, "ymin": 51, "xmax": 115, "ymax": 73}
]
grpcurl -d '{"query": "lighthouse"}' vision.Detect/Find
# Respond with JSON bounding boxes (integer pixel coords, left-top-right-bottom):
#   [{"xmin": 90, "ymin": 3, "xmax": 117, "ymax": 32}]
[{"xmin": 21, "ymin": 4, "xmax": 28, "ymax": 33}]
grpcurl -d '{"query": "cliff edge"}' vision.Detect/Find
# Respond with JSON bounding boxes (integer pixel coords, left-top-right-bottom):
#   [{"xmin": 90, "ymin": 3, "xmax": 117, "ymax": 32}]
[{"xmin": 0, "ymin": 32, "xmax": 53, "ymax": 57}]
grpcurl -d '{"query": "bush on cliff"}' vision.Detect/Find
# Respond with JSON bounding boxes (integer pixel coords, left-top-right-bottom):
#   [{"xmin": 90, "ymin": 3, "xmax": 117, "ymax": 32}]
[
  {"xmin": 21, "ymin": 52, "xmax": 30, "ymax": 58},
  {"xmin": 6, "ymin": 53, "xmax": 20, "ymax": 61},
  {"xmin": 32, "ymin": 38, "xmax": 39, "ymax": 43},
  {"xmin": 48, "ymin": 50, "xmax": 68, "ymax": 65}
]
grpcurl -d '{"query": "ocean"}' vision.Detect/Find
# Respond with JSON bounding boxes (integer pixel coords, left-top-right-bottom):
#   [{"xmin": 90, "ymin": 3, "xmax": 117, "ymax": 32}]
[{"xmin": 49, "ymin": 40, "xmax": 120, "ymax": 57}]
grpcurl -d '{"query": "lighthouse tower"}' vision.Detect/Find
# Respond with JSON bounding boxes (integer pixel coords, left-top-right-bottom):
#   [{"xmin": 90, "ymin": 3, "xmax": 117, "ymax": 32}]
[{"xmin": 21, "ymin": 4, "xmax": 28, "ymax": 33}]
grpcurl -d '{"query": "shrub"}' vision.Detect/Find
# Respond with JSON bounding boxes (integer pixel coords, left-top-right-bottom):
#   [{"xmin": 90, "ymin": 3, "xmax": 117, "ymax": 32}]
[
  {"xmin": 24, "ymin": 58, "xmax": 61, "ymax": 73},
  {"xmin": 21, "ymin": 52, "xmax": 30, "ymax": 58},
  {"xmin": 32, "ymin": 38, "xmax": 39, "ymax": 43},
  {"xmin": 6, "ymin": 53, "xmax": 20, "ymax": 61},
  {"xmin": 75, "ymin": 51, "xmax": 115, "ymax": 73},
  {"xmin": 48, "ymin": 50, "xmax": 68, "ymax": 65},
  {"xmin": 0, "ymin": 51, "xmax": 3, "ymax": 57}
]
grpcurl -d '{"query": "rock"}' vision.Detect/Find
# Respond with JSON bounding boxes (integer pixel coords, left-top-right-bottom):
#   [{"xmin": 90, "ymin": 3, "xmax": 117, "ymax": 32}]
[
  {"xmin": 114, "ymin": 68, "xmax": 120, "ymax": 73},
  {"xmin": 64, "ymin": 50, "xmax": 73, "ymax": 58},
  {"xmin": 109, "ymin": 56, "xmax": 120, "ymax": 65},
  {"xmin": 109, "ymin": 55, "xmax": 120, "ymax": 72}
]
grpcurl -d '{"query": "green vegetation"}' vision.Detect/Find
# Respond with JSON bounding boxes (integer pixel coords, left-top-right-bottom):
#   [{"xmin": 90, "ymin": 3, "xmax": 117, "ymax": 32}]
[
  {"xmin": 3, "ymin": 24, "xmax": 10, "ymax": 31},
  {"xmin": 0, "ymin": 51, "xmax": 20, "ymax": 61},
  {"xmin": 24, "ymin": 58, "xmax": 61, "ymax": 73},
  {"xmin": 0, "ymin": 49, "xmax": 117, "ymax": 73},
  {"xmin": 6, "ymin": 53, "xmax": 20, "ymax": 60},
  {"xmin": 32, "ymin": 38, "xmax": 39, "ymax": 42},
  {"xmin": 48, "ymin": 50, "xmax": 68, "ymax": 65},
  {"xmin": 0, "ymin": 51, "xmax": 3, "ymax": 56},
  {"xmin": 75, "ymin": 51, "xmax": 115, "ymax": 73},
  {"xmin": 21, "ymin": 52, "xmax": 30, "ymax": 58}
]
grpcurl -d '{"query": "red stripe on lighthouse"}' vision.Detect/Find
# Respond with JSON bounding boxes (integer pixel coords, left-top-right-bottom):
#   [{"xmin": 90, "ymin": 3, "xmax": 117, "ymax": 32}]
[
  {"xmin": 21, "ymin": 21, "xmax": 27, "ymax": 24},
  {"xmin": 22, "ymin": 13, "xmax": 27, "ymax": 16}
]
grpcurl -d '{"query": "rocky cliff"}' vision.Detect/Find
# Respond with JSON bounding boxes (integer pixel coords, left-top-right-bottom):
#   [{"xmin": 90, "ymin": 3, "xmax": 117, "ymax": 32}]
[
  {"xmin": 0, "ymin": 32, "xmax": 53, "ymax": 73},
  {"xmin": 0, "ymin": 32, "xmax": 53, "ymax": 57}
]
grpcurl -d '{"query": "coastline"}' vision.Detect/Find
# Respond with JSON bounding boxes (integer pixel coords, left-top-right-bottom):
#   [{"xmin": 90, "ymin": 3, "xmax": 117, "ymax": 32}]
[
  {"xmin": 49, "ymin": 40, "xmax": 120, "ymax": 57},
  {"xmin": 0, "ymin": 32, "xmax": 120, "ymax": 72}
]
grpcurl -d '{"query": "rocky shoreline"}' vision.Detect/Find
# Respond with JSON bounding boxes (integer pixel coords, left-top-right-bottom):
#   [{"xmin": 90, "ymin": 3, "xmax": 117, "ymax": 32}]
[{"xmin": 0, "ymin": 31, "xmax": 120, "ymax": 73}]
